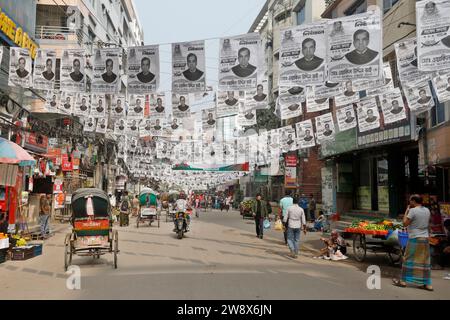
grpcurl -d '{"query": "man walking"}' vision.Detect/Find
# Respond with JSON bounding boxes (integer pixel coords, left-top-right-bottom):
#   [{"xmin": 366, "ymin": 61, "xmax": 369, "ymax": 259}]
[
  {"xmin": 39, "ymin": 194, "xmax": 52, "ymax": 239},
  {"xmin": 279, "ymin": 191, "xmax": 294, "ymax": 245},
  {"xmin": 309, "ymin": 194, "xmax": 316, "ymax": 221},
  {"xmin": 252, "ymin": 194, "xmax": 269, "ymax": 239},
  {"xmin": 119, "ymin": 191, "xmax": 131, "ymax": 227},
  {"xmin": 284, "ymin": 195, "xmax": 307, "ymax": 258}
]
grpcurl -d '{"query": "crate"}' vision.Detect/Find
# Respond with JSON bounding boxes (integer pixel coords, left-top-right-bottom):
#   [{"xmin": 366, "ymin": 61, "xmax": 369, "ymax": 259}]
[
  {"xmin": 28, "ymin": 243, "xmax": 43, "ymax": 257},
  {"xmin": 11, "ymin": 246, "xmax": 35, "ymax": 261},
  {"xmin": 0, "ymin": 248, "xmax": 7, "ymax": 264}
]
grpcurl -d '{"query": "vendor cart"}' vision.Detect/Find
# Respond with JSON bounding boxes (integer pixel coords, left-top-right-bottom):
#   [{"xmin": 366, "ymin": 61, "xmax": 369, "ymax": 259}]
[
  {"xmin": 345, "ymin": 228, "xmax": 405, "ymax": 265},
  {"xmin": 136, "ymin": 188, "xmax": 160, "ymax": 228}
]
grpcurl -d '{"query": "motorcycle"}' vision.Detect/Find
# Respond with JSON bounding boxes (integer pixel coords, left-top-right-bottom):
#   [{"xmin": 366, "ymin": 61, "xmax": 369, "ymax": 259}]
[{"xmin": 174, "ymin": 209, "xmax": 191, "ymax": 239}]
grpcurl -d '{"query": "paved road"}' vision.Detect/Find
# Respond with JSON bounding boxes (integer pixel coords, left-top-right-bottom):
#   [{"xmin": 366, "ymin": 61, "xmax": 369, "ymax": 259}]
[{"xmin": 1, "ymin": 209, "xmax": 449, "ymax": 299}]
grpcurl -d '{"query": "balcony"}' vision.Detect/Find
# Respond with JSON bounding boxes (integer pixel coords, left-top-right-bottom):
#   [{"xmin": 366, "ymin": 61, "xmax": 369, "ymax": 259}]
[{"xmin": 35, "ymin": 26, "xmax": 85, "ymax": 47}]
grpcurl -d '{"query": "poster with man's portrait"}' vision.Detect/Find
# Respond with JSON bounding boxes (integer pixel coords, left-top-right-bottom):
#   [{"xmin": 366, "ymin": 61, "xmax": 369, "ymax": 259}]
[
  {"xmin": 59, "ymin": 92, "xmax": 76, "ymax": 115},
  {"xmin": 91, "ymin": 48, "xmax": 120, "ymax": 93},
  {"xmin": 139, "ymin": 119, "xmax": 152, "ymax": 138},
  {"xmin": 267, "ymin": 129, "xmax": 280, "ymax": 152},
  {"xmin": 217, "ymin": 90, "xmax": 242, "ymax": 117},
  {"xmin": 172, "ymin": 41, "xmax": 206, "ymax": 93},
  {"xmin": 237, "ymin": 102, "xmax": 256, "ymax": 127},
  {"xmin": 172, "ymin": 93, "xmax": 191, "ymax": 118},
  {"xmin": 45, "ymin": 91, "xmax": 60, "ymax": 113},
  {"xmin": 150, "ymin": 118, "xmax": 165, "ymax": 136},
  {"xmin": 74, "ymin": 93, "xmax": 90, "ymax": 117},
  {"xmin": 90, "ymin": 94, "xmax": 106, "ymax": 118},
  {"xmin": 278, "ymin": 86, "xmax": 304, "ymax": 120},
  {"xmin": 126, "ymin": 118, "xmax": 140, "ymax": 137},
  {"xmin": 202, "ymin": 108, "xmax": 217, "ymax": 131},
  {"xmin": 246, "ymin": 80, "xmax": 269, "ymax": 110},
  {"xmin": 60, "ymin": 49, "xmax": 86, "ymax": 92},
  {"xmin": 9, "ymin": 48, "xmax": 32, "ymax": 88},
  {"xmin": 380, "ymin": 88, "xmax": 407, "ymax": 124},
  {"xmin": 279, "ymin": 22, "xmax": 327, "ymax": 87},
  {"xmin": 335, "ymin": 80, "xmax": 361, "ymax": 107},
  {"xmin": 431, "ymin": 70, "xmax": 450, "ymax": 103},
  {"xmin": 236, "ymin": 137, "xmax": 248, "ymax": 164},
  {"xmin": 219, "ymin": 33, "xmax": 261, "ymax": 90},
  {"xmin": 149, "ymin": 93, "xmax": 166, "ymax": 118},
  {"xmin": 279, "ymin": 125, "xmax": 298, "ymax": 153},
  {"xmin": 33, "ymin": 49, "xmax": 56, "ymax": 90},
  {"xmin": 296, "ymin": 119, "xmax": 316, "ymax": 149},
  {"xmin": 127, "ymin": 94, "xmax": 145, "ymax": 119},
  {"xmin": 403, "ymin": 82, "xmax": 435, "ymax": 114},
  {"xmin": 127, "ymin": 45, "xmax": 159, "ymax": 94},
  {"xmin": 394, "ymin": 38, "xmax": 431, "ymax": 85},
  {"xmin": 365, "ymin": 62, "xmax": 395, "ymax": 97},
  {"xmin": 416, "ymin": 0, "xmax": 450, "ymax": 71},
  {"xmin": 336, "ymin": 104, "xmax": 357, "ymax": 132},
  {"xmin": 327, "ymin": 10, "xmax": 382, "ymax": 82},
  {"xmin": 306, "ymin": 87, "xmax": 330, "ymax": 113},
  {"xmin": 95, "ymin": 117, "xmax": 108, "ymax": 134},
  {"xmin": 114, "ymin": 118, "xmax": 127, "ymax": 136},
  {"xmin": 311, "ymin": 81, "xmax": 344, "ymax": 99},
  {"xmin": 110, "ymin": 95, "xmax": 126, "ymax": 119},
  {"xmin": 315, "ymin": 113, "xmax": 336, "ymax": 142},
  {"xmin": 356, "ymin": 97, "xmax": 381, "ymax": 132},
  {"xmin": 83, "ymin": 116, "xmax": 96, "ymax": 133}
]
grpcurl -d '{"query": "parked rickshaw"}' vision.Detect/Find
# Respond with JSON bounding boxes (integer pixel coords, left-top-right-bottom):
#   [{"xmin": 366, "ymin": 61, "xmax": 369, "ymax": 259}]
[
  {"xmin": 136, "ymin": 188, "xmax": 160, "ymax": 228},
  {"xmin": 64, "ymin": 188, "xmax": 119, "ymax": 270}
]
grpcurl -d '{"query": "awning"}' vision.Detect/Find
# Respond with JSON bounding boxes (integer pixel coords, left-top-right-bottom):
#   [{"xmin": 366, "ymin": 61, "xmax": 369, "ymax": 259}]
[{"xmin": 0, "ymin": 137, "xmax": 36, "ymax": 166}]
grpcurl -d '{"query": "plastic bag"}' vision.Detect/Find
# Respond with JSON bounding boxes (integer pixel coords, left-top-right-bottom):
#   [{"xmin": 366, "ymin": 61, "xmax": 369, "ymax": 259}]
[
  {"xmin": 263, "ymin": 219, "xmax": 271, "ymax": 230},
  {"xmin": 274, "ymin": 219, "xmax": 283, "ymax": 231}
]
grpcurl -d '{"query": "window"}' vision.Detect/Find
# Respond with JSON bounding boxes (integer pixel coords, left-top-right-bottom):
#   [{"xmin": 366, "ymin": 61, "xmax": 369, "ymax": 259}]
[
  {"xmin": 384, "ymin": 0, "xmax": 400, "ymax": 14},
  {"xmin": 431, "ymin": 102, "xmax": 447, "ymax": 127},
  {"xmin": 296, "ymin": 6, "xmax": 306, "ymax": 25},
  {"xmin": 345, "ymin": 0, "xmax": 367, "ymax": 16}
]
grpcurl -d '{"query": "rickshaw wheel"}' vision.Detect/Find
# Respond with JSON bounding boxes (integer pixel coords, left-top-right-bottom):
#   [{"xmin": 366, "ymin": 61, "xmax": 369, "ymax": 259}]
[
  {"xmin": 113, "ymin": 230, "xmax": 118, "ymax": 269},
  {"xmin": 64, "ymin": 233, "xmax": 72, "ymax": 271},
  {"xmin": 136, "ymin": 217, "xmax": 140, "ymax": 228},
  {"xmin": 387, "ymin": 246, "xmax": 403, "ymax": 266},
  {"xmin": 353, "ymin": 234, "xmax": 367, "ymax": 262},
  {"xmin": 157, "ymin": 214, "xmax": 160, "ymax": 228}
]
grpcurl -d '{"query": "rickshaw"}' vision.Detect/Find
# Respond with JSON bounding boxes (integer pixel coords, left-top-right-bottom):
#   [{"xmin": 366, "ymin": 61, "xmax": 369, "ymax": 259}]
[
  {"xmin": 136, "ymin": 188, "xmax": 160, "ymax": 228},
  {"xmin": 64, "ymin": 188, "xmax": 119, "ymax": 270}
]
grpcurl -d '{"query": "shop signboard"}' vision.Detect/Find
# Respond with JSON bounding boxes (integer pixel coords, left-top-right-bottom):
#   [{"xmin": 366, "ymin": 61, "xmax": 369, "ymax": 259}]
[
  {"xmin": 47, "ymin": 148, "xmax": 62, "ymax": 166},
  {"xmin": 53, "ymin": 178, "xmax": 63, "ymax": 194},
  {"xmin": 284, "ymin": 167, "xmax": 297, "ymax": 189},
  {"xmin": 23, "ymin": 132, "xmax": 48, "ymax": 154},
  {"xmin": 61, "ymin": 154, "xmax": 73, "ymax": 171},
  {"xmin": 357, "ymin": 118, "xmax": 411, "ymax": 149},
  {"xmin": 285, "ymin": 155, "xmax": 297, "ymax": 167},
  {"xmin": 72, "ymin": 157, "xmax": 80, "ymax": 170}
]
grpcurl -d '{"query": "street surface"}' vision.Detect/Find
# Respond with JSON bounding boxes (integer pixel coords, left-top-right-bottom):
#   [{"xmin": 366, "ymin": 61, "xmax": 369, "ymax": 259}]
[{"xmin": 1, "ymin": 209, "xmax": 449, "ymax": 299}]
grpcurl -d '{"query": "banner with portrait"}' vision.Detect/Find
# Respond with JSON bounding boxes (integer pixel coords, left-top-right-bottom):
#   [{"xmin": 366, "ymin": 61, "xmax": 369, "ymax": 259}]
[
  {"xmin": 279, "ymin": 125, "xmax": 298, "ymax": 153},
  {"xmin": 296, "ymin": 119, "xmax": 316, "ymax": 149},
  {"xmin": 59, "ymin": 92, "xmax": 75, "ymax": 115},
  {"xmin": 126, "ymin": 119, "xmax": 140, "ymax": 137},
  {"xmin": 218, "ymin": 33, "xmax": 261, "ymax": 90},
  {"xmin": 139, "ymin": 119, "xmax": 152, "ymax": 138},
  {"xmin": 74, "ymin": 93, "xmax": 90, "ymax": 117},
  {"xmin": 91, "ymin": 48, "xmax": 120, "ymax": 93},
  {"xmin": 172, "ymin": 41, "xmax": 206, "ymax": 93},
  {"xmin": 150, "ymin": 118, "xmax": 164, "ymax": 136},
  {"xmin": 149, "ymin": 93, "xmax": 166, "ymax": 118},
  {"xmin": 431, "ymin": 70, "xmax": 450, "ymax": 103},
  {"xmin": 356, "ymin": 97, "xmax": 381, "ymax": 132},
  {"xmin": 279, "ymin": 22, "xmax": 327, "ymax": 87},
  {"xmin": 327, "ymin": 10, "xmax": 382, "ymax": 82},
  {"xmin": 114, "ymin": 118, "xmax": 127, "ymax": 136},
  {"xmin": 403, "ymin": 81, "xmax": 435, "ymax": 114},
  {"xmin": 172, "ymin": 93, "xmax": 191, "ymax": 118},
  {"xmin": 45, "ymin": 91, "xmax": 60, "ymax": 113},
  {"xmin": 246, "ymin": 80, "xmax": 269, "ymax": 110},
  {"xmin": 83, "ymin": 116, "xmax": 96, "ymax": 133},
  {"xmin": 278, "ymin": 86, "xmax": 304, "ymax": 120},
  {"xmin": 95, "ymin": 117, "xmax": 108, "ymax": 134},
  {"xmin": 8, "ymin": 48, "xmax": 32, "ymax": 88},
  {"xmin": 202, "ymin": 108, "xmax": 217, "ymax": 131},
  {"xmin": 336, "ymin": 104, "xmax": 357, "ymax": 132},
  {"xmin": 127, "ymin": 45, "xmax": 159, "ymax": 94},
  {"xmin": 378, "ymin": 88, "xmax": 407, "ymax": 125},
  {"xmin": 416, "ymin": 0, "xmax": 450, "ymax": 72},
  {"xmin": 110, "ymin": 95, "xmax": 126, "ymax": 119},
  {"xmin": 394, "ymin": 38, "xmax": 431, "ymax": 85},
  {"xmin": 90, "ymin": 94, "xmax": 106, "ymax": 118},
  {"xmin": 33, "ymin": 49, "xmax": 56, "ymax": 90},
  {"xmin": 236, "ymin": 137, "xmax": 248, "ymax": 164},
  {"xmin": 127, "ymin": 94, "xmax": 145, "ymax": 119},
  {"xmin": 335, "ymin": 80, "xmax": 361, "ymax": 107},
  {"xmin": 217, "ymin": 90, "xmax": 242, "ymax": 117},
  {"xmin": 315, "ymin": 112, "xmax": 336, "ymax": 142},
  {"xmin": 267, "ymin": 129, "xmax": 281, "ymax": 153},
  {"xmin": 60, "ymin": 49, "xmax": 86, "ymax": 92},
  {"xmin": 236, "ymin": 101, "xmax": 256, "ymax": 126},
  {"xmin": 223, "ymin": 142, "xmax": 236, "ymax": 164},
  {"xmin": 306, "ymin": 87, "xmax": 330, "ymax": 113}
]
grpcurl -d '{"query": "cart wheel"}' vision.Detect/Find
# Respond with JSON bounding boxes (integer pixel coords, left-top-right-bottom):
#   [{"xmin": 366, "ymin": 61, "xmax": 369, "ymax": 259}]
[
  {"xmin": 353, "ymin": 234, "xmax": 366, "ymax": 262},
  {"xmin": 113, "ymin": 230, "xmax": 118, "ymax": 269},
  {"xmin": 64, "ymin": 233, "xmax": 72, "ymax": 271},
  {"xmin": 387, "ymin": 246, "xmax": 403, "ymax": 266}
]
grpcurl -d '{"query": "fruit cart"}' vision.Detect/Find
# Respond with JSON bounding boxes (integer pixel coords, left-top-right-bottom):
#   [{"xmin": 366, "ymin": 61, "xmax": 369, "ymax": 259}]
[
  {"xmin": 137, "ymin": 188, "xmax": 160, "ymax": 228},
  {"xmin": 344, "ymin": 220, "xmax": 405, "ymax": 265}
]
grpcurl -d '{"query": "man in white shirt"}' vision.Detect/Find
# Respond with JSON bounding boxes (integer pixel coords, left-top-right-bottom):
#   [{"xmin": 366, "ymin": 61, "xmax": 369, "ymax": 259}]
[{"xmin": 283, "ymin": 194, "xmax": 307, "ymax": 258}]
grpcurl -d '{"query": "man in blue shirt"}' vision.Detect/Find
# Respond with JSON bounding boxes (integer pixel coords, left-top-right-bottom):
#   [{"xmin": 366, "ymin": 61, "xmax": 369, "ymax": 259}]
[
  {"xmin": 279, "ymin": 191, "xmax": 294, "ymax": 245},
  {"xmin": 298, "ymin": 194, "xmax": 309, "ymax": 222}
]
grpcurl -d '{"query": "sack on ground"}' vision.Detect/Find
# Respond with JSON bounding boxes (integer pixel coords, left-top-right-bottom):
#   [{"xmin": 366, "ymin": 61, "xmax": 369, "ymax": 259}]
[
  {"xmin": 263, "ymin": 219, "xmax": 271, "ymax": 230},
  {"xmin": 274, "ymin": 219, "xmax": 283, "ymax": 231}
]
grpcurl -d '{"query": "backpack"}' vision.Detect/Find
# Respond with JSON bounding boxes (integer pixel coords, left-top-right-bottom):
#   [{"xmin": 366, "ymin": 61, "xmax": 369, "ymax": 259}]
[{"xmin": 120, "ymin": 199, "xmax": 129, "ymax": 212}]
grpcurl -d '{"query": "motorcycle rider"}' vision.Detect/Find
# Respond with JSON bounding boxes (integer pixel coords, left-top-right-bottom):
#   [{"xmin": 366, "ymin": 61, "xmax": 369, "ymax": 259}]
[{"xmin": 173, "ymin": 192, "xmax": 191, "ymax": 232}]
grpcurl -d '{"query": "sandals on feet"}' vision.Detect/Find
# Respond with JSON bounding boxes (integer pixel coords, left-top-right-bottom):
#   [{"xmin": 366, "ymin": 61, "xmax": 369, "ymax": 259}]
[
  {"xmin": 419, "ymin": 285, "xmax": 434, "ymax": 292},
  {"xmin": 392, "ymin": 279, "xmax": 406, "ymax": 288}
]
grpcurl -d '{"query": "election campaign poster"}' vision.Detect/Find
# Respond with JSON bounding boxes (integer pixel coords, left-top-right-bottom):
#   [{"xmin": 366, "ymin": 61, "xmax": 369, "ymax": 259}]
[
  {"xmin": 296, "ymin": 119, "xmax": 316, "ymax": 149},
  {"xmin": 90, "ymin": 94, "xmax": 106, "ymax": 118},
  {"xmin": 403, "ymin": 81, "xmax": 435, "ymax": 114},
  {"xmin": 9, "ymin": 48, "xmax": 32, "ymax": 88},
  {"xmin": 33, "ymin": 49, "xmax": 56, "ymax": 90},
  {"xmin": 139, "ymin": 119, "xmax": 152, "ymax": 138},
  {"xmin": 45, "ymin": 91, "xmax": 60, "ymax": 113},
  {"xmin": 278, "ymin": 86, "xmax": 304, "ymax": 120},
  {"xmin": 380, "ymin": 88, "xmax": 407, "ymax": 124},
  {"xmin": 247, "ymin": 80, "xmax": 269, "ymax": 110},
  {"xmin": 127, "ymin": 94, "xmax": 145, "ymax": 119},
  {"xmin": 219, "ymin": 33, "xmax": 261, "ymax": 91},
  {"xmin": 127, "ymin": 45, "xmax": 159, "ymax": 94},
  {"xmin": 91, "ymin": 48, "xmax": 121, "ymax": 93},
  {"xmin": 395, "ymin": 38, "xmax": 431, "ymax": 85},
  {"xmin": 431, "ymin": 70, "xmax": 450, "ymax": 103},
  {"xmin": 312, "ymin": 81, "xmax": 345, "ymax": 99},
  {"xmin": 315, "ymin": 112, "xmax": 336, "ymax": 142},
  {"xmin": 172, "ymin": 41, "xmax": 206, "ymax": 93},
  {"xmin": 202, "ymin": 108, "xmax": 217, "ymax": 131},
  {"xmin": 416, "ymin": 0, "xmax": 450, "ymax": 72},
  {"xmin": 336, "ymin": 104, "xmax": 357, "ymax": 132},
  {"xmin": 150, "ymin": 118, "xmax": 164, "ymax": 136},
  {"xmin": 356, "ymin": 97, "xmax": 381, "ymax": 132},
  {"xmin": 60, "ymin": 49, "xmax": 86, "ymax": 92},
  {"xmin": 236, "ymin": 101, "xmax": 256, "ymax": 126},
  {"xmin": 279, "ymin": 22, "xmax": 327, "ymax": 87},
  {"xmin": 217, "ymin": 90, "xmax": 242, "ymax": 117},
  {"xmin": 95, "ymin": 117, "xmax": 108, "ymax": 134},
  {"xmin": 127, "ymin": 118, "xmax": 140, "ymax": 137},
  {"xmin": 366, "ymin": 62, "xmax": 395, "ymax": 97},
  {"xmin": 189, "ymin": 90, "xmax": 217, "ymax": 113},
  {"xmin": 110, "ymin": 95, "xmax": 126, "ymax": 119},
  {"xmin": 327, "ymin": 10, "xmax": 382, "ymax": 82},
  {"xmin": 59, "ymin": 91, "xmax": 76, "ymax": 115},
  {"xmin": 172, "ymin": 93, "xmax": 191, "ymax": 119},
  {"xmin": 306, "ymin": 87, "xmax": 330, "ymax": 113},
  {"xmin": 83, "ymin": 116, "xmax": 96, "ymax": 133},
  {"xmin": 335, "ymin": 80, "xmax": 361, "ymax": 107},
  {"xmin": 279, "ymin": 125, "xmax": 298, "ymax": 153},
  {"xmin": 74, "ymin": 93, "xmax": 90, "ymax": 117},
  {"xmin": 149, "ymin": 93, "xmax": 166, "ymax": 118},
  {"xmin": 114, "ymin": 118, "xmax": 127, "ymax": 136}
]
